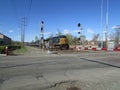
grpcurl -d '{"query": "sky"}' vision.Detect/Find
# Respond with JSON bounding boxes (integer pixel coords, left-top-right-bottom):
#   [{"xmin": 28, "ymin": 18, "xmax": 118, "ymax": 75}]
[{"xmin": 0, "ymin": 0, "xmax": 120, "ymax": 42}]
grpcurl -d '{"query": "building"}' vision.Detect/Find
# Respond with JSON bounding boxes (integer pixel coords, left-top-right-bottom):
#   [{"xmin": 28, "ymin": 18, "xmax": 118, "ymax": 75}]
[{"xmin": 0, "ymin": 33, "xmax": 11, "ymax": 45}]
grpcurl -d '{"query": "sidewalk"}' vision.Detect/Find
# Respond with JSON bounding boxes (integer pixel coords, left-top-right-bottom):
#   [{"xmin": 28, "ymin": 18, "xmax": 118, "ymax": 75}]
[{"xmin": 0, "ymin": 54, "xmax": 6, "ymax": 56}]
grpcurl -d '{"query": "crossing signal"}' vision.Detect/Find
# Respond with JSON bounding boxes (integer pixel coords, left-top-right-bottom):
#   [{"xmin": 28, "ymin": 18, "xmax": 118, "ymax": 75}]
[
  {"xmin": 78, "ymin": 32, "xmax": 80, "ymax": 34},
  {"xmin": 78, "ymin": 23, "xmax": 81, "ymax": 27},
  {"xmin": 78, "ymin": 38, "xmax": 81, "ymax": 41}
]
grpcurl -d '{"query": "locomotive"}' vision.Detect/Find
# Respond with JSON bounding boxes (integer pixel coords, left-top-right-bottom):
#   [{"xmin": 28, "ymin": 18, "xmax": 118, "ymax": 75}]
[{"xmin": 45, "ymin": 35, "xmax": 69, "ymax": 50}]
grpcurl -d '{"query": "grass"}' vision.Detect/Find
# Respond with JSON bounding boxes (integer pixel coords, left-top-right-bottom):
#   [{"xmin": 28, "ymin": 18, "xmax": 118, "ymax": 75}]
[{"xmin": 12, "ymin": 46, "xmax": 28, "ymax": 55}]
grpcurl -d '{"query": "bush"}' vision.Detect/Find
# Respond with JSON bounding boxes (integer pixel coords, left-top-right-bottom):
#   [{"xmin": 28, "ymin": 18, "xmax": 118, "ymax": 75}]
[
  {"xmin": 7, "ymin": 45, "xmax": 21, "ymax": 50},
  {"xmin": 0, "ymin": 46, "xmax": 5, "ymax": 54},
  {"xmin": 0, "ymin": 45, "xmax": 21, "ymax": 54}
]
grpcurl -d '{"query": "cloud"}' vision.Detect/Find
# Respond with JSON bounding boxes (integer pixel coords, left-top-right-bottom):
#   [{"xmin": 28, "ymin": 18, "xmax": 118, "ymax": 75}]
[
  {"xmin": 9, "ymin": 30, "xmax": 13, "ymax": 33},
  {"xmin": 44, "ymin": 32, "xmax": 52, "ymax": 35},
  {"xmin": 64, "ymin": 29, "xmax": 70, "ymax": 34},
  {"xmin": 112, "ymin": 25, "xmax": 120, "ymax": 30},
  {"xmin": 103, "ymin": 30, "xmax": 106, "ymax": 33},
  {"xmin": 87, "ymin": 28, "xmax": 94, "ymax": 34},
  {"xmin": 73, "ymin": 30, "xmax": 80, "ymax": 33}
]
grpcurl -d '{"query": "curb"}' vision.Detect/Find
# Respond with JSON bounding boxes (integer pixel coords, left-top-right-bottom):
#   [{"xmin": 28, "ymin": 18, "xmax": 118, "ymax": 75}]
[{"xmin": 0, "ymin": 54, "xmax": 6, "ymax": 56}]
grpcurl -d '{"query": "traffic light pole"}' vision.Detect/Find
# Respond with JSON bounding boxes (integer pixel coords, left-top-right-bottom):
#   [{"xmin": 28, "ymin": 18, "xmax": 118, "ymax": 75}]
[
  {"xmin": 40, "ymin": 21, "xmax": 44, "ymax": 49},
  {"xmin": 78, "ymin": 23, "xmax": 83, "ymax": 45}
]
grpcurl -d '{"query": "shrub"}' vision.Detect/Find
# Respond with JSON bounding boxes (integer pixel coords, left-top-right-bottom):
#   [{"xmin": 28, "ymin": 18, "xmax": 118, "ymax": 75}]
[
  {"xmin": 0, "ymin": 46, "xmax": 5, "ymax": 54},
  {"xmin": 0, "ymin": 45, "xmax": 21, "ymax": 54}
]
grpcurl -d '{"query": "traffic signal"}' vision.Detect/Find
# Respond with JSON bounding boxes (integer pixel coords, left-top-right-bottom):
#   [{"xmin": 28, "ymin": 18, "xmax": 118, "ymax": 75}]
[
  {"xmin": 41, "ymin": 37, "xmax": 43, "ymax": 39},
  {"xmin": 41, "ymin": 21, "xmax": 44, "ymax": 24},
  {"xmin": 41, "ymin": 27, "xmax": 43, "ymax": 32},
  {"xmin": 78, "ymin": 32, "xmax": 80, "ymax": 34},
  {"xmin": 78, "ymin": 38, "xmax": 81, "ymax": 41},
  {"xmin": 78, "ymin": 23, "xmax": 81, "ymax": 27}
]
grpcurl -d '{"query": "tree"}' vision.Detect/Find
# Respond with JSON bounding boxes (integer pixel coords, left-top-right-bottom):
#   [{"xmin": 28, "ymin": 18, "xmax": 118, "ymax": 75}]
[
  {"xmin": 72, "ymin": 36, "xmax": 79, "ymax": 45},
  {"xmin": 56, "ymin": 29, "xmax": 62, "ymax": 36},
  {"xmin": 115, "ymin": 30, "xmax": 120, "ymax": 44},
  {"xmin": 34, "ymin": 36, "xmax": 39, "ymax": 45},
  {"xmin": 66, "ymin": 34, "xmax": 73, "ymax": 45},
  {"xmin": 65, "ymin": 34, "xmax": 79, "ymax": 45},
  {"xmin": 92, "ymin": 34, "xmax": 99, "ymax": 45},
  {"xmin": 112, "ymin": 25, "xmax": 120, "ymax": 45},
  {"xmin": 56, "ymin": 32, "xmax": 62, "ymax": 36},
  {"xmin": 110, "ymin": 30, "xmax": 120, "ymax": 44},
  {"xmin": 35, "ymin": 36, "xmax": 38, "ymax": 42},
  {"xmin": 109, "ymin": 32, "xmax": 115, "ymax": 41}
]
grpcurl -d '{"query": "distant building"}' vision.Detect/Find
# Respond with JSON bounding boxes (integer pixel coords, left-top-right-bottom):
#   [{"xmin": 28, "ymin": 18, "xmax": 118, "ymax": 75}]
[{"xmin": 0, "ymin": 33, "xmax": 11, "ymax": 45}]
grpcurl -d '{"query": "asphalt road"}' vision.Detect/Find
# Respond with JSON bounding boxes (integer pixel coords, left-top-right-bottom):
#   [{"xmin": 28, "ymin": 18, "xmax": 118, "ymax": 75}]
[{"xmin": 0, "ymin": 46, "xmax": 120, "ymax": 90}]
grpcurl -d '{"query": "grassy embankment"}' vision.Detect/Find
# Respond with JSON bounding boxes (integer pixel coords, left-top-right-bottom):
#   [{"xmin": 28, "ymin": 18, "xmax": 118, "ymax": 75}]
[{"xmin": 12, "ymin": 46, "xmax": 28, "ymax": 55}]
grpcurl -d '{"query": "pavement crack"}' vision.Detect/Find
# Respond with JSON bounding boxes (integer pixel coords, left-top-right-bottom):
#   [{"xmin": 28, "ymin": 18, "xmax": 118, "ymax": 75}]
[
  {"xmin": 35, "ymin": 74, "xmax": 43, "ymax": 80},
  {"xmin": 64, "ymin": 70, "xmax": 71, "ymax": 80},
  {"xmin": 0, "ymin": 79, "xmax": 5, "ymax": 84},
  {"xmin": 40, "ymin": 80, "xmax": 79, "ymax": 90}
]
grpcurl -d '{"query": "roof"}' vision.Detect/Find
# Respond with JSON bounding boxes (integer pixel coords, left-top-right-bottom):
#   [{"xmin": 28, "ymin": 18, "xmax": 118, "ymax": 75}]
[{"xmin": 0, "ymin": 33, "xmax": 11, "ymax": 40}]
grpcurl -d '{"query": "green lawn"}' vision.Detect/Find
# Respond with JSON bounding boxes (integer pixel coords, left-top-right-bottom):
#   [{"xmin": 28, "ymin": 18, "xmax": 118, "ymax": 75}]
[{"xmin": 12, "ymin": 46, "xmax": 28, "ymax": 55}]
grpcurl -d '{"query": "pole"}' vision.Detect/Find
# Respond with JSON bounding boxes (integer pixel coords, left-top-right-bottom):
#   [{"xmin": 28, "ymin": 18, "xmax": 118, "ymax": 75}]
[
  {"xmin": 101, "ymin": 0, "xmax": 103, "ymax": 48},
  {"xmin": 20, "ymin": 17, "xmax": 27, "ymax": 44},
  {"xmin": 40, "ymin": 21, "xmax": 44, "ymax": 49},
  {"xmin": 106, "ymin": 0, "xmax": 108, "ymax": 48},
  {"xmin": 78, "ymin": 23, "xmax": 81, "ymax": 45}
]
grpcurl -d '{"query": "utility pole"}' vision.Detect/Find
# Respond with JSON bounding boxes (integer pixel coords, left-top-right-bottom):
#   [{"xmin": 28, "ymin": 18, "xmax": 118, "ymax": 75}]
[
  {"xmin": 101, "ymin": 0, "xmax": 103, "ymax": 48},
  {"xmin": 40, "ymin": 21, "xmax": 44, "ymax": 48},
  {"xmin": 106, "ymin": 0, "xmax": 108, "ymax": 48},
  {"xmin": 20, "ymin": 17, "xmax": 27, "ymax": 44}
]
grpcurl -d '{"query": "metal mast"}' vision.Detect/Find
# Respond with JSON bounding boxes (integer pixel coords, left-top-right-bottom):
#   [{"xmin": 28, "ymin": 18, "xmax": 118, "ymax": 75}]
[
  {"xmin": 101, "ymin": 0, "xmax": 103, "ymax": 48},
  {"xmin": 40, "ymin": 21, "xmax": 44, "ymax": 48},
  {"xmin": 106, "ymin": 0, "xmax": 109, "ymax": 48},
  {"xmin": 20, "ymin": 17, "xmax": 27, "ymax": 44}
]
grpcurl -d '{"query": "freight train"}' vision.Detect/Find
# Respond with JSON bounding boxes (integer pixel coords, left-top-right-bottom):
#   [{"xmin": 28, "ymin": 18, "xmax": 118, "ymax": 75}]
[{"xmin": 45, "ymin": 35, "xmax": 69, "ymax": 50}]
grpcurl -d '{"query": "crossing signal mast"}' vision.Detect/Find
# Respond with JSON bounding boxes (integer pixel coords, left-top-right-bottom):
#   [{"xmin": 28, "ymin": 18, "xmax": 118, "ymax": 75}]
[
  {"xmin": 78, "ymin": 23, "xmax": 84, "ymax": 45},
  {"xmin": 78, "ymin": 23, "xmax": 81, "ymax": 43},
  {"xmin": 40, "ymin": 21, "xmax": 44, "ymax": 48}
]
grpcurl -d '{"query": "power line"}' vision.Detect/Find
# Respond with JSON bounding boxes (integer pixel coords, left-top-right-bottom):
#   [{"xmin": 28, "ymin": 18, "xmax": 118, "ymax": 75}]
[
  {"xmin": 10, "ymin": 0, "xmax": 32, "ymax": 20},
  {"xmin": 10, "ymin": 0, "xmax": 32, "ymax": 42},
  {"xmin": 27, "ymin": 0, "xmax": 32, "ymax": 18},
  {"xmin": 10, "ymin": 0, "xmax": 19, "ymax": 21}
]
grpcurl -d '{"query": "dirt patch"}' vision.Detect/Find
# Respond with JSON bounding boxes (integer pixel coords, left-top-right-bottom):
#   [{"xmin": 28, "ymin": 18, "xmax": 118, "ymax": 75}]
[
  {"xmin": 67, "ymin": 86, "xmax": 81, "ymax": 90},
  {"xmin": 43, "ymin": 81, "xmax": 82, "ymax": 90}
]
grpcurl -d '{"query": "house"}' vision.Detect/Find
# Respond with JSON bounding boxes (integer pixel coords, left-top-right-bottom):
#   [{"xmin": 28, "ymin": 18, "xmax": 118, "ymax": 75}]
[{"xmin": 0, "ymin": 33, "xmax": 11, "ymax": 45}]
